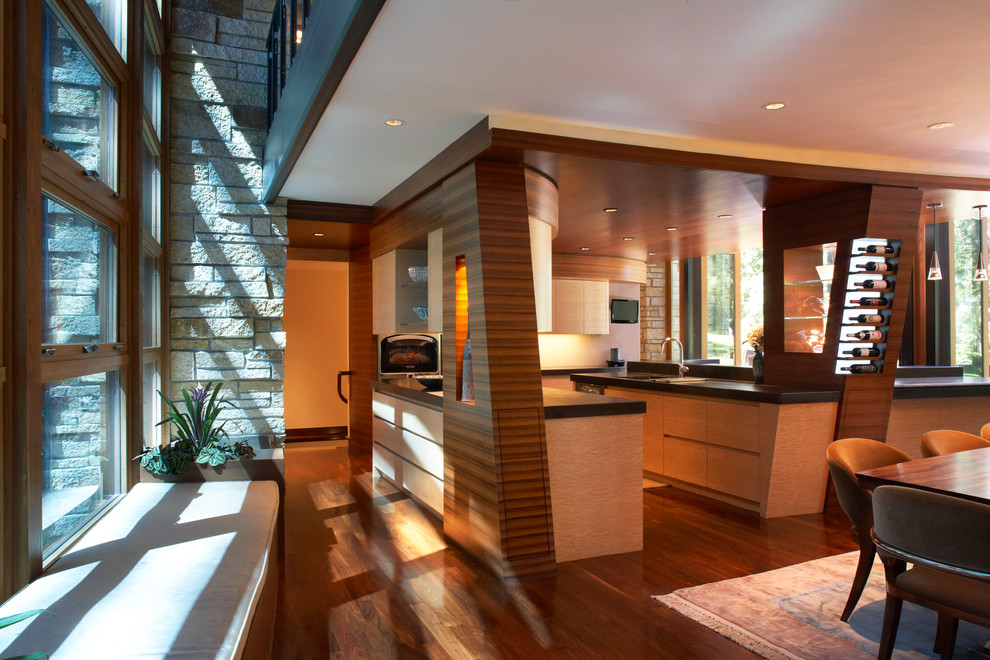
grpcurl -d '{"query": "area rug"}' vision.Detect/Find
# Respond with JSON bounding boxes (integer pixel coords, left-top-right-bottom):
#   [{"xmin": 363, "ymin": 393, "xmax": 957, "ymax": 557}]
[{"xmin": 654, "ymin": 551, "xmax": 990, "ymax": 659}]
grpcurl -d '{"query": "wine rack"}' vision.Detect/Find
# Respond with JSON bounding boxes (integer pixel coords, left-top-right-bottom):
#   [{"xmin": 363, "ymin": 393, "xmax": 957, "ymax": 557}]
[{"xmin": 835, "ymin": 238, "xmax": 900, "ymax": 375}]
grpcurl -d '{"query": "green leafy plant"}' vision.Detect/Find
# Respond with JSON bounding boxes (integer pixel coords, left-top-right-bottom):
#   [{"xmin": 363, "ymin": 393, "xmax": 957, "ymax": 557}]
[
  {"xmin": 136, "ymin": 382, "xmax": 253, "ymax": 476},
  {"xmin": 0, "ymin": 608, "xmax": 48, "ymax": 660}
]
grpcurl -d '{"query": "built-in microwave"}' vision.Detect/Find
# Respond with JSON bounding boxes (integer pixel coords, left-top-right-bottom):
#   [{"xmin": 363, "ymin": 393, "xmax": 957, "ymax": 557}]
[{"xmin": 379, "ymin": 333, "xmax": 441, "ymax": 377}]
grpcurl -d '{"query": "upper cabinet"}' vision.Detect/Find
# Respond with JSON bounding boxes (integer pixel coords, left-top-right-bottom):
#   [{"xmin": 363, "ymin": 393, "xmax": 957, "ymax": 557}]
[
  {"xmin": 552, "ymin": 279, "xmax": 608, "ymax": 334},
  {"xmin": 373, "ymin": 229, "xmax": 443, "ymax": 336}
]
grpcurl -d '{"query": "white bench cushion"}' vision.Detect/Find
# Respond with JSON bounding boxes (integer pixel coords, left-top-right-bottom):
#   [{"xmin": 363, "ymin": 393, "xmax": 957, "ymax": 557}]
[{"xmin": 0, "ymin": 481, "xmax": 279, "ymax": 659}]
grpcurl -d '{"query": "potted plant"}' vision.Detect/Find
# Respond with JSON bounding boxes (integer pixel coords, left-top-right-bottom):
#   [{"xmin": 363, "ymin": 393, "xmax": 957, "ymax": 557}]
[
  {"xmin": 137, "ymin": 382, "xmax": 254, "ymax": 476},
  {"xmin": 747, "ymin": 326, "xmax": 765, "ymax": 384}
]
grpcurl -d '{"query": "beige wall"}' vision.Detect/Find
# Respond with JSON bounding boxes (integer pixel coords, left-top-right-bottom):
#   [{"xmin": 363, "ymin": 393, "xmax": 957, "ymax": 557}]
[
  {"xmin": 538, "ymin": 282, "xmax": 641, "ymax": 368},
  {"xmin": 284, "ymin": 260, "xmax": 349, "ymax": 429}
]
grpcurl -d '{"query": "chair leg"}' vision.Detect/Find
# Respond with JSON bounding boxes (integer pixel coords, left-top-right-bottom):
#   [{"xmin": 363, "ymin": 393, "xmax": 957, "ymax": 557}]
[
  {"xmin": 877, "ymin": 593, "xmax": 903, "ymax": 660},
  {"xmin": 935, "ymin": 613, "xmax": 958, "ymax": 660},
  {"xmin": 840, "ymin": 539, "xmax": 876, "ymax": 621}
]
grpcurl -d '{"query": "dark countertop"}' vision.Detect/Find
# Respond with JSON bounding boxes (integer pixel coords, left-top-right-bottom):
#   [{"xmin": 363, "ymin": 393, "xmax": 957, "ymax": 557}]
[
  {"xmin": 541, "ymin": 366, "xmax": 623, "ymax": 376},
  {"xmin": 372, "ymin": 379, "xmax": 645, "ymax": 418},
  {"xmin": 892, "ymin": 376, "xmax": 990, "ymax": 399},
  {"xmin": 570, "ymin": 371, "xmax": 842, "ymax": 404}
]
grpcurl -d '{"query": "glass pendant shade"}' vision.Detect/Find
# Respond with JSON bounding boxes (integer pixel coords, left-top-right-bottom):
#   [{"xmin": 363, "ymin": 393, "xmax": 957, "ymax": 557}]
[
  {"xmin": 928, "ymin": 251, "xmax": 943, "ymax": 280},
  {"xmin": 975, "ymin": 251, "xmax": 988, "ymax": 282}
]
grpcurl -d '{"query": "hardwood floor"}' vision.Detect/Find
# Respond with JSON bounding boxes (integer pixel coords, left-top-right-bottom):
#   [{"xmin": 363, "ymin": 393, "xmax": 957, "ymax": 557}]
[{"xmin": 273, "ymin": 443, "xmax": 857, "ymax": 659}]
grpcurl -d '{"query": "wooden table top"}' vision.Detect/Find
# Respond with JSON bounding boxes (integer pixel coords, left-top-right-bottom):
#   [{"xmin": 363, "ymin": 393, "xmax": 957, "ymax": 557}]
[{"xmin": 856, "ymin": 447, "xmax": 990, "ymax": 505}]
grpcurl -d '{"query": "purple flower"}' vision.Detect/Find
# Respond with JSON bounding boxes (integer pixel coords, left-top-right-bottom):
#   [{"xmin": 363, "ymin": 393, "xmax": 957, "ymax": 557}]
[{"xmin": 190, "ymin": 387, "xmax": 209, "ymax": 403}]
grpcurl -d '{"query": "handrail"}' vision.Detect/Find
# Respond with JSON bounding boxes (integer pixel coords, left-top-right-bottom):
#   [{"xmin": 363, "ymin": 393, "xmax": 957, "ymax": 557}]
[{"xmin": 267, "ymin": 0, "xmax": 313, "ymax": 127}]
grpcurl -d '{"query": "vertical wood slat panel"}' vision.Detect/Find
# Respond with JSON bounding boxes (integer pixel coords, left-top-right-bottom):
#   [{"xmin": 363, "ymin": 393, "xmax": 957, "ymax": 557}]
[{"xmin": 348, "ymin": 245, "xmax": 375, "ymax": 458}]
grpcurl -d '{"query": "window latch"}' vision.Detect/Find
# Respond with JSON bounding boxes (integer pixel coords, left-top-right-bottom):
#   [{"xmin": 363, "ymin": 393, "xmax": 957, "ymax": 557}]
[
  {"xmin": 113, "ymin": 344, "xmax": 125, "ymax": 351},
  {"xmin": 83, "ymin": 344, "xmax": 99, "ymax": 353},
  {"xmin": 42, "ymin": 137, "xmax": 60, "ymax": 152},
  {"xmin": 42, "ymin": 348, "xmax": 56, "ymax": 356},
  {"xmin": 82, "ymin": 169, "xmax": 101, "ymax": 182},
  {"xmin": 112, "ymin": 192, "xmax": 122, "ymax": 201}
]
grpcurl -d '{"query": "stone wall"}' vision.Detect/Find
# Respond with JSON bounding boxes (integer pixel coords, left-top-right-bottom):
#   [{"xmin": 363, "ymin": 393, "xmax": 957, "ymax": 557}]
[
  {"xmin": 169, "ymin": 0, "xmax": 286, "ymax": 447},
  {"xmin": 640, "ymin": 263, "xmax": 667, "ymax": 360}
]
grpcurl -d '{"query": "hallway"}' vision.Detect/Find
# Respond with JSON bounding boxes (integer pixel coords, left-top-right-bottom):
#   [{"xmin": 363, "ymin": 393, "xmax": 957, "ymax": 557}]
[{"xmin": 273, "ymin": 442, "xmax": 855, "ymax": 658}]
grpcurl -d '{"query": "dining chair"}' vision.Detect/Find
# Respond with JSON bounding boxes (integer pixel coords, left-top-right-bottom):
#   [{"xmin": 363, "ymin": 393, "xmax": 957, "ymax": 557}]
[
  {"xmin": 825, "ymin": 438, "xmax": 912, "ymax": 622},
  {"xmin": 980, "ymin": 423, "xmax": 990, "ymax": 443},
  {"xmin": 872, "ymin": 485, "xmax": 990, "ymax": 660},
  {"xmin": 920, "ymin": 429, "xmax": 990, "ymax": 458}
]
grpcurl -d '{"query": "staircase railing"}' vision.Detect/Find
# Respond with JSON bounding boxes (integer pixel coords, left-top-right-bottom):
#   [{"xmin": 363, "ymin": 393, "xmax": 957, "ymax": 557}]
[{"xmin": 267, "ymin": 0, "xmax": 313, "ymax": 127}]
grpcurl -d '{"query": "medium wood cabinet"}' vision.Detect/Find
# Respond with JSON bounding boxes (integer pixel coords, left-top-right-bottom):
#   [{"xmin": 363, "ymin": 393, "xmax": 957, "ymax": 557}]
[
  {"xmin": 603, "ymin": 387, "xmax": 663, "ymax": 473},
  {"xmin": 373, "ymin": 243, "xmax": 442, "ymax": 335},
  {"xmin": 552, "ymin": 279, "xmax": 608, "ymax": 334}
]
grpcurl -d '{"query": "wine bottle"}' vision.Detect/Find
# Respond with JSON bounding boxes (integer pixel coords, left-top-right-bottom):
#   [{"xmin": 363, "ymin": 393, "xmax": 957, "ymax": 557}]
[
  {"xmin": 856, "ymin": 296, "xmax": 887, "ymax": 306},
  {"xmin": 841, "ymin": 363, "xmax": 879, "ymax": 374},
  {"xmin": 846, "ymin": 329, "xmax": 884, "ymax": 341},
  {"xmin": 853, "ymin": 279, "xmax": 891, "ymax": 290},
  {"xmin": 858, "ymin": 244, "xmax": 895, "ymax": 255},
  {"xmin": 849, "ymin": 313, "xmax": 883, "ymax": 324},
  {"xmin": 842, "ymin": 347, "xmax": 881, "ymax": 357},
  {"xmin": 856, "ymin": 261, "xmax": 896, "ymax": 273}
]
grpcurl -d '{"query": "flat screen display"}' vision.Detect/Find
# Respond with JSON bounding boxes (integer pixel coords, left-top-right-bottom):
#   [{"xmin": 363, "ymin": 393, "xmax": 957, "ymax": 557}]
[{"xmin": 610, "ymin": 298, "xmax": 639, "ymax": 324}]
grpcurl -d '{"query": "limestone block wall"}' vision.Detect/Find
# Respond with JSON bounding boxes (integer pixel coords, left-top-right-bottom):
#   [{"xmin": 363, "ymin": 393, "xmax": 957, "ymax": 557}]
[
  {"xmin": 169, "ymin": 0, "xmax": 286, "ymax": 447},
  {"xmin": 640, "ymin": 263, "xmax": 667, "ymax": 360}
]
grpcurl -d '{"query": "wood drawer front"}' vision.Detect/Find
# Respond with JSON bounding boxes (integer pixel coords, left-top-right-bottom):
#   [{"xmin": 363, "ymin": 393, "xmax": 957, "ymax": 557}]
[
  {"xmin": 663, "ymin": 396, "xmax": 706, "ymax": 441},
  {"xmin": 706, "ymin": 400, "xmax": 760, "ymax": 452},
  {"xmin": 372, "ymin": 392, "xmax": 443, "ymax": 444},
  {"xmin": 663, "ymin": 436, "xmax": 707, "ymax": 487},
  {"xmin": 707, "ymin": 446, "xmax": 761, "ymax": 502},
  {"xmin": 373, "ymin": 417, "xmax": 444, "ymax": 480},
  {"xmin": 605, "ymin": 388, "xmax": 663, "ymax": 472}
]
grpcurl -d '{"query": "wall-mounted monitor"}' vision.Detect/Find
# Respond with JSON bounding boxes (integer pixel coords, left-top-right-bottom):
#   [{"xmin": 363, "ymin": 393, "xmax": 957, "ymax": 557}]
[{"xmin": 610, "ymin": 298, "xmax": 639, "ymax": 324}]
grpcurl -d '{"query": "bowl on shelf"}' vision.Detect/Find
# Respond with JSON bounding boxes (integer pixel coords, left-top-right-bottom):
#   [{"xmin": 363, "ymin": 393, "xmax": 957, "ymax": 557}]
[
  {"xmin": 412, "ymin": 305, "xmax": 429, "ymax": 321},
  {"xmin": 407, "ymin": 266, "xmax": 429, "ymax": 282},
  {"xmin": 415, "ymin": 375, "xmax": 443, "ymax": 391}
]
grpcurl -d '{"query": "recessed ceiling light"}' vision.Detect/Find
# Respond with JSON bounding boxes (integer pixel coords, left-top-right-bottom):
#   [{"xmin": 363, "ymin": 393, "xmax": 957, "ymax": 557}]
[
  {"xmin": 580, "ymin": 247, "xmax": 591, "ymax": 251},
  {"xmin": 927, "ymin": 122, "xmax": 954, "ymax": 130},
  {"xmin": 384, "ymin": 119, "xmax": 405, "ymax": 126},
  {"xmin": 666, "ymin": 226, "xmax": 678, "ymax": 231},
  {"xmin": 603, "ymin": 207, "xmax": 619, "ymax": 213},
  {"xmin": 622, "ymin": 236, "xmax": 635, "ymax": 241},
  {"xmin": 314, "ymin": 232, "xmax": 324, "ymax": 237},
  {"xmin": 717, "ymin": 214, "xmax": 733, "ymax": 220},
  {"xmin": 762, "ymin": 102, "xmax": 786, "ymax": 110},
  {"xmin": 647, "ymin": 251, "xmax": 657, "ymax": 256}
]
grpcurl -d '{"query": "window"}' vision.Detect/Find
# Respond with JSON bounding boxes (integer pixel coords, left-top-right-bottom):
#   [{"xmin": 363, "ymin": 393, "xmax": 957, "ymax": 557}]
[
  {"xmin": 143, "ymin": 19, "xmax": 161, "ymax": 136},
  {"xmin": 142, "ymin": 361, "xmax": 162, "ymax": 448},
  {"xmin": 43, "ymin": 2, "xmax": 119, "ymax": 189},
  {"xmin": 740, "ymin": 248, "xmax": 764, "ymax": 364},
  {"xmin": 42, "ymin": 371, "xmax": 123, "ymax": 556},
  {"xmin": 142, "ymin": 251, "xmax": 159, "ymax": 348},
  {"xmin": 41, "ymin": 196, "xmax": 116, "ymax": 345},
  {"xmin": 954, "ymin": 216, "xmax": 986, "ymax": 375},
  {"xmin": 141, "ymin": 135, "xmax": 161, "ymax": 241},
  {"xmin": 87, "ymin": 0, "xmax": 127, "ymax": 56},
  {"xmin": 706, "ymin": 253, "xmax": 736, "ymax": 364}
]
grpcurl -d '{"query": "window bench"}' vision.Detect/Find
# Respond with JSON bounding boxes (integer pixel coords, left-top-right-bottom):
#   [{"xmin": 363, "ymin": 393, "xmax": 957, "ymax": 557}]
[{"xmin": 0, "ymin": 481, "xmax": 280, "ymax": 659}]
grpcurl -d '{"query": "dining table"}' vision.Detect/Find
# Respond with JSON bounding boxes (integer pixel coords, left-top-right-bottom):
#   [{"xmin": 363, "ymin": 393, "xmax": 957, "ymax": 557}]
[{"xmin": 856, "ymin": 446, "xmax": 990, "ymax": 505}]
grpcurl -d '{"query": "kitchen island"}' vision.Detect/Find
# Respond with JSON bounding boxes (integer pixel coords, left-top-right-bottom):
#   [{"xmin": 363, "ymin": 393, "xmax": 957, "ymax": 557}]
[
  {"xmin": 372, "ymin": 379, "xmax": 646, "ymax": 563},
  {"xmin": 571, "ymin": 370, "xmax": 841, "ymax": 517}
]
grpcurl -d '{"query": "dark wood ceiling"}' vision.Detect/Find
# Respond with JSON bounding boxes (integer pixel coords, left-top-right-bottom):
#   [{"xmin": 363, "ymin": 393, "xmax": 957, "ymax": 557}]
[{"xmin": 286, "ymin": 128, "xmax": 990, "ymax": 262}]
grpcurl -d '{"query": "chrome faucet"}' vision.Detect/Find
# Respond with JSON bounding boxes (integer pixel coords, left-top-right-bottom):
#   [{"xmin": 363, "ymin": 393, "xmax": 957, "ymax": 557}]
[{"xmin": 659, "ymin": 337, "xmax": 689, "ymax": 378}]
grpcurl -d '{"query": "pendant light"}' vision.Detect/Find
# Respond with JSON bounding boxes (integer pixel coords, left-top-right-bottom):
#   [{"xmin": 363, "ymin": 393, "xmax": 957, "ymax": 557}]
[
  {"xmin": 974, "ymin": 205, "xmax": 988, "ymax": 282},
  {"xmin": 927, "ymin": 202, "xmax": 943, "ymax": 281}
]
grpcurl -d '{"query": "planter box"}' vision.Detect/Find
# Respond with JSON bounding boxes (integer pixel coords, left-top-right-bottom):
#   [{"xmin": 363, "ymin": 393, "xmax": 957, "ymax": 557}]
[{"xmin": 139, "ymin": 448, "xmax": 285, "ymax": 493}]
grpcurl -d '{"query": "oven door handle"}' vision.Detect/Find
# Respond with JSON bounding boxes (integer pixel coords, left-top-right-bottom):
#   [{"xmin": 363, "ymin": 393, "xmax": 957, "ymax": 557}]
[{"xmin": 336, "ymin": 370, "xmax": 353, "ymax": 404}]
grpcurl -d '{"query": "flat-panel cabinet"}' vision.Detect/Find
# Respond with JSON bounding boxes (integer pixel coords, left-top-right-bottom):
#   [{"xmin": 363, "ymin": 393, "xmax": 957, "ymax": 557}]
[
  {"xmin": 552, "ymin": 279, "xmax": 608, "ymax": 334},
  {"xmin": 604, "ymin": 387, "xmax": 663, "ymax": 474},
  {"xmin": 374, "ymin": 245, "xmax": 442, "ymax": 336}
]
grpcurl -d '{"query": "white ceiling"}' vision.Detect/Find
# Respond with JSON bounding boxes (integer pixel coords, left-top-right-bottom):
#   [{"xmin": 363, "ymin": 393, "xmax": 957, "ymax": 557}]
[{"xmin": 279, "ymin": 0, "xmax": 990, "ymax": 207}]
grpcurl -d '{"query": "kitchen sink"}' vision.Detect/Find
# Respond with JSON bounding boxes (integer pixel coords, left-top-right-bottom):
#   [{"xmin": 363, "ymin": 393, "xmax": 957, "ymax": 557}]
[{"xmin": 647, "ymin": 376, "xmax": 710, "ymax": 384}]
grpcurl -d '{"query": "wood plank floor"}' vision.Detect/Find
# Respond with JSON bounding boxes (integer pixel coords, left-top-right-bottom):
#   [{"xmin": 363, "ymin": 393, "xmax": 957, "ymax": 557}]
[{"xmin": 273, "ymin": 443, "xmax": 857, "ymax": 659}]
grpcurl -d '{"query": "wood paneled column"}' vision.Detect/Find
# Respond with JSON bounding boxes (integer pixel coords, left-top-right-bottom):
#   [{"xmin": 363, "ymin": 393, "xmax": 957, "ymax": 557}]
[
  {"xmin": 441, "ymin": 161, "xmax": 555, "ymax": 579},
  {"xmin": 764, "ymin": 184, "xmax": 922, "ymax": 442}
]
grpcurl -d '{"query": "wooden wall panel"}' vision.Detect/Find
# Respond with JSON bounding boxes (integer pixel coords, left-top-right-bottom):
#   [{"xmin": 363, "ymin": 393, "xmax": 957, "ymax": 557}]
[
  {"xmin": 348, "ymin": 245, "xmax": 375, "ymax": 459},
  {"xmin": 440, "ymin": 161, "xmax": 555, "ymax": 579},
  {"xmin": 764, "ymin": 184, "xmax": 922, "ymax": 443},
  {"xmin": 553, "ymin": 254, "xmax": 648, "ymax": 284}
]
